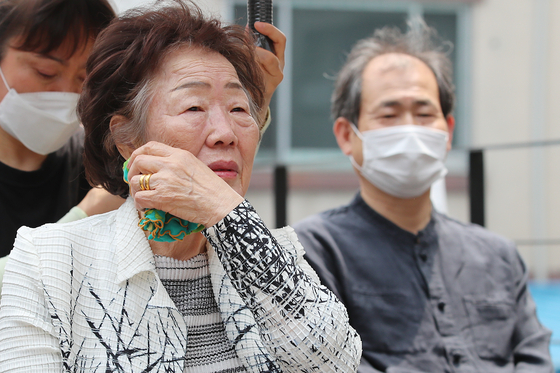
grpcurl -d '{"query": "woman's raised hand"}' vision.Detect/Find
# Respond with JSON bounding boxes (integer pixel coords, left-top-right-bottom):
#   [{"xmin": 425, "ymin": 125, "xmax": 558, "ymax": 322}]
[
  {"xmin": 253, "ymin": 21, "xmax": 285, "ymax": 121},
  {"xmin": 126, "ymin": 142, "xmax": 244, "ymax": 227}
]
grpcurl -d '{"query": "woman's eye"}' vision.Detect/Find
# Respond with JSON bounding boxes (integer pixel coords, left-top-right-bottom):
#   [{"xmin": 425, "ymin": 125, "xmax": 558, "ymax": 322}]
[
  {"xmin": 37, "ymin": 70, "xmax": 56, "ymax": 79},
  {"xmin": 231, "ymin": 107, "xmax": 247, "ymax": 113},
  {"xmin": 186, "ymin": 106, "xmax": 201, "ymax": 111}
]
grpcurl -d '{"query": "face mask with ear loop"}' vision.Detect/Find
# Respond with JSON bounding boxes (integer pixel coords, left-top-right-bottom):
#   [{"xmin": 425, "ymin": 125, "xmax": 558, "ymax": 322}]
[
  {"xmin": 349, "ymin": 124, "xmax": 449, "ymax": 199},
  {"xmin": 0, "ymin": 67, "xmax": 80, "ymax": 155}
]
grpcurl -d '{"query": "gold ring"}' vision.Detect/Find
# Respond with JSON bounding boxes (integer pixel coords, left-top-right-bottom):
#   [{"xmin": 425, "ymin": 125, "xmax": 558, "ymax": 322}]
[
  {"xmin": 139, "ymin": 175, "xmax": 146, "ymax": 190},
  {"xmin": 145, "ymin": 173, "xmax": 152, "ymax": 190},
  {"xmin": 139, "ymin": 174, "xmax": 152, "ymax": 191}
]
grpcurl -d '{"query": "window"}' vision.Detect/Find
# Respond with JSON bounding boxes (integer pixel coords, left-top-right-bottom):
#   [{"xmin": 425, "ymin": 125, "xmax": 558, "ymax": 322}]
[{"xmin": 229, "ymin": 0, "xmax": 471, "ymax": 174}]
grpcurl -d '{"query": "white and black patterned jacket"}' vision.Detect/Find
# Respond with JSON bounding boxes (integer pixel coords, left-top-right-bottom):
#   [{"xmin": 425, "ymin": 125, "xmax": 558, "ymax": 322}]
[{"xmin": 0, "ymin": 198, "xmax": 361, "ymax": 372}]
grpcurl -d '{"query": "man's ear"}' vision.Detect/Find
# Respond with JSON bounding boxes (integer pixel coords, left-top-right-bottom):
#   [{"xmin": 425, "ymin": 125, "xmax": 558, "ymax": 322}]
[
  {"xmin": 110, "ymin": 115, "xmax": 135, "ymax": 159},
  {"xmin": 445, "ymin": 115, "xmax": 455, "ymax": 152},
  {"xmin": 333, "ymin": 117, "xmax": 354, "ymax": 156}
]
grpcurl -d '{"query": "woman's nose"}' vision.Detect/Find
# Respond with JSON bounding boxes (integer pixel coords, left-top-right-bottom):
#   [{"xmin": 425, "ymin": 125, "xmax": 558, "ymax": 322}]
[{"xmin": 207, "ymin": 110, "xmax": 238, "ymax": 147}]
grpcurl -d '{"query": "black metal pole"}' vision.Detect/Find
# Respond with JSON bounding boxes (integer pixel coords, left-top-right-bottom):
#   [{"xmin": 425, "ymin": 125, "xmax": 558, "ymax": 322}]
[
  {"xmin": 469, "ymin": 150, "xmax": 485, "ymax": 227},
  {"xmin": 274, "ymin": 164, "xmax": 288, "ymax": 228}
]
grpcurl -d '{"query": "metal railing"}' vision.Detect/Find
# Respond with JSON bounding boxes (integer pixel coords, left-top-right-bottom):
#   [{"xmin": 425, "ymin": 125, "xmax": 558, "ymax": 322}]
[
  {"xmin": 468, "ymin": 138, "xmax": 560, "ymax": 281},
  {"xmin": 274, "ymin": 164, "xmax": 288, "ymax": 228},
  {"xmin": 469, "ymin": 138, "xmax": 560, "ymax": 227}
]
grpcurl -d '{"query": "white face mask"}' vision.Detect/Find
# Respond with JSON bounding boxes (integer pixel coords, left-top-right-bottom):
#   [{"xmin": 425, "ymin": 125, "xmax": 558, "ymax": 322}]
[
  {"xmin": 0, "ymin": 68, "xmax": 80, "ymax": 155},
  {"xmin": 350, "ymin": 124, "xmax": 449, "ymax": 199}
]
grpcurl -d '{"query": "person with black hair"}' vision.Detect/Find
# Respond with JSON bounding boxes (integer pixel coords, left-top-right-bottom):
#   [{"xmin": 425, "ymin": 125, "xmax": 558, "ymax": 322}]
[{"xmin": 0, "ymin": 0, "xmax": 118, "ymax": 255}]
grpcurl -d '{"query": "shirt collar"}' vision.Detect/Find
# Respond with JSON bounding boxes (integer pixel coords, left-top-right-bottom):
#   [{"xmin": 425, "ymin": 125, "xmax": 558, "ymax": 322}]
[
  {"xmin": 114, "ymin": 197, "xmax": 157, "ymax": 284},
  {"xmin": 352, "ymin": 192, "xmax": 439, "ymax": 250},
  {"xmin": 353, "ymin": 193, "xmax": 437, "ymax": 235}
]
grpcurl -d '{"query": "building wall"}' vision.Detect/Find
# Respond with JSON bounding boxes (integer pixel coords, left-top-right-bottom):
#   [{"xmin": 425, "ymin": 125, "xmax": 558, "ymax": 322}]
[{"xmin": 471, "ymin": 0, "xmax": 560, "ymax": 278}]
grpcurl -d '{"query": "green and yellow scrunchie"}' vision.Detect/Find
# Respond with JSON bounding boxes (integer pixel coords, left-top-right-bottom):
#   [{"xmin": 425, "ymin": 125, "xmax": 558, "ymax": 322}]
[{"xmin": 123, "ymin": 159, "xmax": 204, "ymax": 242}]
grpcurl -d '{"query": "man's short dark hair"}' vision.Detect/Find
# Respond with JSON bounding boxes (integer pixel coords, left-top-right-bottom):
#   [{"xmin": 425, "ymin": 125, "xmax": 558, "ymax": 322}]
[
  {"xmin": 332, "ymin": 19, "xmax": 455, "ymax": 124},
  {"xmin": 0, "ymin": 0, "xmax": 115, "ymax": 60}
]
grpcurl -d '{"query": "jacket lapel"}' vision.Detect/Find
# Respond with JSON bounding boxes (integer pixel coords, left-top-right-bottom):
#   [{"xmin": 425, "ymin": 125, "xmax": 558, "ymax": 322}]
[
  {"xmin": 114, "ymin": 198, "xmax": 157, "ymax": 284},
  {"xmin": 109, "ymin": 198, "xmax": 188, "ymax": 371}
]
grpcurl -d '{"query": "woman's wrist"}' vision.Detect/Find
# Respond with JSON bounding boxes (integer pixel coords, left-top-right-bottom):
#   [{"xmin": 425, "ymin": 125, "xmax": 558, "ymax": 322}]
[{"xmin": 204, "ymin": 193, "xmax": 245, "ymax": 228}]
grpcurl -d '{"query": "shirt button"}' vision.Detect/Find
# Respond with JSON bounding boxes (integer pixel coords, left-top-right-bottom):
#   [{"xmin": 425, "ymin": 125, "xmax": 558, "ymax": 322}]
[
  {"xmin": 438, "ymin": 301, "xmax": 446, "ymax": 312},
  {"xmin": 419, "ymin": 252, "xmax": 428, "ymax": 262}
]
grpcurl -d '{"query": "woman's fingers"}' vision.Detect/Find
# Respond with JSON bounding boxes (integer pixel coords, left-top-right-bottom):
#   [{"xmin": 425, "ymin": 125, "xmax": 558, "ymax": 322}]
[
  {"xmin": 254, "ymin": 22, "xmax": 286, "ymax": 66},
  {"xmin": 126, "ymin": 142, "xmax": 188, "ymax": 185},
  {"xmin": 252, "ymin": 22, "xmax": 285, "ymax": 113},
  {"xmin": 126, "ymin": 142, "xmax": 196, "ymax": 198},
  {"xmin": 127, "ymin": 141, "xmax": 174, "ymax": 172},
  {"xmin": 125, "ymin": 141, "xmax": 243, "ymax": 226}
]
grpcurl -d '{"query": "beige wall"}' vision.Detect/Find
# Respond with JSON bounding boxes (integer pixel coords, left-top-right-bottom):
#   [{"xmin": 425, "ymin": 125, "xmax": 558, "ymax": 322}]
[{"xmin": 471, "ymin": 0, "xmax": 560, "ymax": 278}]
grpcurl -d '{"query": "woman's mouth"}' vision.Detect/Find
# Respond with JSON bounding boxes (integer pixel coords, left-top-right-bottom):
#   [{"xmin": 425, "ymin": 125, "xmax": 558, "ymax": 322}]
[{"xmin": 208, "ymin": 161, "xmax": 239, "ymax": 179}]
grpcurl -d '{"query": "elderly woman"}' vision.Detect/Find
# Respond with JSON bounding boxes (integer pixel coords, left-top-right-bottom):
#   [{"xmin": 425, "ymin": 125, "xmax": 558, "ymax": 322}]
[{"xmin": 0, "ymin": 1, "xmax": 361, "ymax": 372}]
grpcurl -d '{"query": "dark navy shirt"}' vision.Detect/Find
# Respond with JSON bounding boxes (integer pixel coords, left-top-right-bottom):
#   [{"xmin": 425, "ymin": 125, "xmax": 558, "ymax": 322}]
[{"xmin": 294, "ymin": 193, "xmax": 552, "ymax": 373}]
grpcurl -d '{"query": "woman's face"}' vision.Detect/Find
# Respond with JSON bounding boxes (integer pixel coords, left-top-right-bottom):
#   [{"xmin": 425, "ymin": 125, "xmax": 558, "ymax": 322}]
[
  {"xmin": 0, "ymin": 36, "xmax": 92, "ymax": 99},
  {"xmin": 145, "ymin": 47, "xmax": 260, "ymax": 197}
]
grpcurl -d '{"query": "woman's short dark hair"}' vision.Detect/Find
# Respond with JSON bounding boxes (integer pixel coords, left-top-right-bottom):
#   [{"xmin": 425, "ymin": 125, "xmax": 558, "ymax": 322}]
[
  {"xmin": 79, "ymin": 0, "xmax": 265, "ymax": 198},
  {"xmin": 0, "ymin": 0, "xmax": 115, "ymax": 60}
]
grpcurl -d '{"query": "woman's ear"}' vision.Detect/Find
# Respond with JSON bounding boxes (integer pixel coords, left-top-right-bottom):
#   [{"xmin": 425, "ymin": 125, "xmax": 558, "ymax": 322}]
[{"xmin": 110, "ymin": 115, "xmax": 135, "ymax": 159}]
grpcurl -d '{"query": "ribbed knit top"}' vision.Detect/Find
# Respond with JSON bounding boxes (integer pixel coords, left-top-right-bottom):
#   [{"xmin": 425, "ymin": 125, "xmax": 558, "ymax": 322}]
[{"xmin": 154, "ymin": 253, "xmax": 246, "ymax": 373}]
